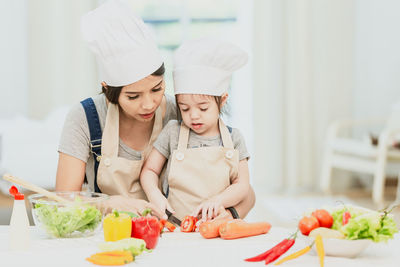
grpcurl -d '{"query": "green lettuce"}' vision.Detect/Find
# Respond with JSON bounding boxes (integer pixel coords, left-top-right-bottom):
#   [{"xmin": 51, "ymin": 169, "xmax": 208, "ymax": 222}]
[
  {"xmin": 34, "ymin": 198, "xmax": 102, "ymax": 238},
  {"xmin": 331, "ymin": 207, "xmax": 398, "ymax": 242}
]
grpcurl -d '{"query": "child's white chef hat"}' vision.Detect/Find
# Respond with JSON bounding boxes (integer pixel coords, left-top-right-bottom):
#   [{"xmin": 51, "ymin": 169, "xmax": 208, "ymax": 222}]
[
  {"xmin": 173, "ymin": 37, "xmax": 248, "ymax": 96},
  {"xmin": 81, "ymin": 0, "xmax": 162, "ymax": 87}
]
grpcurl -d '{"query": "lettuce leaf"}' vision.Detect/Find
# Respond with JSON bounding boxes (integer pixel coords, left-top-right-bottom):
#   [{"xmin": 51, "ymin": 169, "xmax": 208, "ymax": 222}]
[
  {"xmin": 34, "ymin": 198, "xmax": 102, "ymax": 238},
  {"xmin": 331, "ymin": 206, "xmax": 398, "ymax": 242}
]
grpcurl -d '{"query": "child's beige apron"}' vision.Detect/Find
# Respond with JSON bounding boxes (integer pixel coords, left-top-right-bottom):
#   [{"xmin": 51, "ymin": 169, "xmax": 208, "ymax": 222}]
[
  {"xmin": 96, "ymin": 102, "xmax": 163, "ymax": 200},
  {"xmin": 167, "ymin": 119, "xmax": 239, "ymax": 220}
]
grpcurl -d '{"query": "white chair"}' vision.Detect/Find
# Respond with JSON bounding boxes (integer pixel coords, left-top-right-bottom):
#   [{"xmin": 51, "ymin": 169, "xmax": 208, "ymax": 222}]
[{"xmin": 321, "ymin": 109, "xmax": 400, "ymax": 204}]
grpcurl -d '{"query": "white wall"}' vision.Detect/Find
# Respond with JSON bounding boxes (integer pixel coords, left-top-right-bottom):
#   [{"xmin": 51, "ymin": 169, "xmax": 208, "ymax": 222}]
[
  {"xmin": 354, "ymin": 0, "xmax": 400, "ymax": 120},
  {"xmin": 27, "ymin": 0, "xmax": 98, "ymax": 119},
  {"xmin": 0, "ymin": 0, "xmax": 28, "ymax": 118}
]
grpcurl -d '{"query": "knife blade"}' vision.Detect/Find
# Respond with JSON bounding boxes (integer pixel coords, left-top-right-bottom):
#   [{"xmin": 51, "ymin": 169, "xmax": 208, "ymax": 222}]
[{"xmin": 165, "ymin": 209, "xmax": 182, "ymax": 226}]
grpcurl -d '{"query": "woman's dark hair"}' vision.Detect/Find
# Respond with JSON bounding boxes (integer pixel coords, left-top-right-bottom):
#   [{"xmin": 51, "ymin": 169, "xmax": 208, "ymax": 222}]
[
  {"xmin": 102, "ymin": 63, "xmax": 165, "ymax": 104},
  {"xmin": 175, "ymin": 94, "xmax": 223, "ymax": 121}
]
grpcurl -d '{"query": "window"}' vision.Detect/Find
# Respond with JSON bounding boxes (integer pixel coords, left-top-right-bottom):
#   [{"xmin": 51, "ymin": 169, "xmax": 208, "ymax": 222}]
[{"xmin": 128, "ymin": 0, "xmax": 240, "ymax": 95}]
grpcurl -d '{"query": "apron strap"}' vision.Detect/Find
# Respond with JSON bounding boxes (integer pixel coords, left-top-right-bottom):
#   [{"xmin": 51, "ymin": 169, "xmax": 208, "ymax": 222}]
[
  {"xmin": 101, "ymin": 103, "xmax": 120, "ymax": 156},
  {"xmin": 80, "ymin": 97, "xmax": 102, "ymax": 193},
  {"xmin": 177, "ymin": 122, "xmax": 190, "ymax": 150},
  {"xmin": 177, "ymin": 118, "xmax": 234, "ymax": 150},
  {"xmin": 219, "ymin": 118, "xmax": 234, "ymax": 149},
  {"xmin": 142, "ymin": 106, "xmax": 163, "ymax": 160}
]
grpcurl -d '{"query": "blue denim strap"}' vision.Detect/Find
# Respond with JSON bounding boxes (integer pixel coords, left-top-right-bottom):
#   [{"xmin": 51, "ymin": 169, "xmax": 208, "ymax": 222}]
[{"xmin": 80, "ymin": 97, "xmax": 102, "ymax": 193}]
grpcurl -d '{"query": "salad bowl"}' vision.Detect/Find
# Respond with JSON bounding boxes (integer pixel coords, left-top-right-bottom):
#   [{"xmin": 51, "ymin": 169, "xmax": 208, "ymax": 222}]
[
  {"xmin": 302, "ymin": 204, "xmax": 398, "ymax": 258},
  {"xmin": 29, "ymin": 191, "xmax": 109, "ymax": 238},
  {"xmin": 305, "ymin": 236, "xmax": 372, "ymax": 258}
]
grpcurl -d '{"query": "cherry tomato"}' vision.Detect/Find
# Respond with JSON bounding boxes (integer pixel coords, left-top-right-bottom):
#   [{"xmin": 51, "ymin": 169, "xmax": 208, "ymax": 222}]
[
  {"xmin": 312, "ymin": 209, "xmax": 333, "ymax": 228},
  {"xmin": 298, "ymin": 216, "xmax": 320, "ymax": 235},
  {"xmin": 180, "ymin": 216, "xmax": 197, "ymax": 232}
]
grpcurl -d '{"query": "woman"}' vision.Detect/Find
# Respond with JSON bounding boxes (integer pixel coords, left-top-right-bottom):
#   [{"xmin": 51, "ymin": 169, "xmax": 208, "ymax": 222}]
[{"xmin": 56, "ymin": 0, "xmax": 255, "ymax": 220}]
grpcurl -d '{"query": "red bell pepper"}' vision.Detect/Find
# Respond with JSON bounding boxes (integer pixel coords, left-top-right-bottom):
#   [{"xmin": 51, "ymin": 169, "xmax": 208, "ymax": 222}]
[{"xmin": 131, "ymin": 209, "xmax": 161, "ymax": 249}]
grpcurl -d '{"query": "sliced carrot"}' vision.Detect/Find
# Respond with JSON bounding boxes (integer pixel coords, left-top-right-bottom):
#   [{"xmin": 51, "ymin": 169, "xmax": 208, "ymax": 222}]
[
  {"xmin": 159, "ymin": 219, "xmax": 166, "ymax": 231},
  {"xmin": 95, "ymin": 251, "xmax": 132, "ymax": 257},
  {"xmin": 86, "ymin": 250, "xmax": 133, "ymax": 266},
  {"xmin": 199, "ymin": 218, "xmax": 231, "ymax": 239},
  {"xmin": 159, "ymin": 219, "xmax": 176, "ymax": 232},
  {"xmin": 164, "ymin": 221, "xmax": 176, "ymax": 232},
  {"xmin": 219, "ymin": 219, "xmax": 271, "ymax": 240}
]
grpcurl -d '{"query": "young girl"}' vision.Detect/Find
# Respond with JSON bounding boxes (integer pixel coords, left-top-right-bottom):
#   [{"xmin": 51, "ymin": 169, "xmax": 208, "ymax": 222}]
[{"xmin": 140, "ymin": 38, "xmax": 251, "ymax": 221}]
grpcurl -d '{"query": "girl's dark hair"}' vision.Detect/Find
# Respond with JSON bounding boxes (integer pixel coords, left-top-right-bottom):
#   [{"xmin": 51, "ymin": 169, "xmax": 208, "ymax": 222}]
[
  {"xmin": 175, "ymin": 94, "xmax": 223, "ymax": 121},
  {"xmin": 102, "ymin": 63, "xmax": 165, "ymax": 104}
]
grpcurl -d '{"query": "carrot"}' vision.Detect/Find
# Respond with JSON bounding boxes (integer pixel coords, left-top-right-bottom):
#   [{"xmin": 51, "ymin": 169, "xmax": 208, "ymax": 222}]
[
  {"xmin": 86, "ymin": 250, "xmax": 133, "ymax": 266},
  {"xmin": 219, "ymin": 219, "xmax": 271, "ymax": 240},
  {"xmin": 199, "ymin": 218, "xmax": 230, "ymax": 239}
]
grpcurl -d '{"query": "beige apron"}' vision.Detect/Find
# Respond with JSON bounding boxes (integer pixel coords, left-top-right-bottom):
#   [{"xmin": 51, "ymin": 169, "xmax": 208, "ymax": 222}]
[
  {"xmin": 167, "ymin": 119, "xmax": 239, "ymax": 220},
  {"xmin": 97, "ymin": 102, "xmax": 163, "ymax": 200}
]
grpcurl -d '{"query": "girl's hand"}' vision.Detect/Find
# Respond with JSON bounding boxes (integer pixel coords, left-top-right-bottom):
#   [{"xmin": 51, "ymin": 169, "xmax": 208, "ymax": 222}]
[
  {"xmin": 192, "ymin": 198, "xmax": 224, "ymax": 222},
  {"xmin": 214, "ymin": 206, "xmax": 234, "ymax": 221},
  {"xmin": 104, "ymin": 195, "xmax": 165, "ymax": 219},
  {"xmin": 148, "ymin": 191, "xmax": 175, "ymax": 220}
]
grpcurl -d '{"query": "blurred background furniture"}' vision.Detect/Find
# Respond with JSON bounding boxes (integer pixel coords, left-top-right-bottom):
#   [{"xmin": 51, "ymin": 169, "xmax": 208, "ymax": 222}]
[
  {"xmin": 321, "ymin": 106, "xmax": 400, "ymax": 204},
  {"xmin": 0, "ymin": 106, "xmax": 69, "ymax": 195}
]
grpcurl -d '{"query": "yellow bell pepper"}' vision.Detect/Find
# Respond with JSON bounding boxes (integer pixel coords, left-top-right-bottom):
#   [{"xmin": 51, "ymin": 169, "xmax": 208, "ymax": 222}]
[{"xmin": 103, "ymin": 211, "xmax": 132, "ymax": 242}]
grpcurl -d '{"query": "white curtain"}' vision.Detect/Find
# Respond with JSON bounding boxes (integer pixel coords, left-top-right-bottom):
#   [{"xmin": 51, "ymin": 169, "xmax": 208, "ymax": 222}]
[{"xmin": 252, "ymin": 0, "xmax": 355, "ymax": 194}]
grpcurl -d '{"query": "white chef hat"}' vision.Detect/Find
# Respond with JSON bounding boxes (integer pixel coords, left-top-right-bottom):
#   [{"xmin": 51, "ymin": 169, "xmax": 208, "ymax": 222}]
[
  {"xmin": 81, "ymin": 0, "xmax": 163, "ymax": 87},
  {"xmin": 173, "ymin": 38, "xmax": 248, "ymax": 96}
]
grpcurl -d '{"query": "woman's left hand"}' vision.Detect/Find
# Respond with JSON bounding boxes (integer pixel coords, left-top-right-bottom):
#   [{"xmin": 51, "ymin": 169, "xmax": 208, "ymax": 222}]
[
  {"xmin": 104, "ymin": 195, "xmax": 165, "ymax": 219},
  {"xmin": 191, "ymin": 198, "xmax": 224, "ymax": 222}
]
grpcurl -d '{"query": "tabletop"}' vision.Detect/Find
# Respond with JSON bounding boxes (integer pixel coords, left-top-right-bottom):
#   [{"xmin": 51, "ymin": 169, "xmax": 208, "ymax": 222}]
[{"xmin": 0, "ymin": 226, "xmax": 398, "ymax": 267}]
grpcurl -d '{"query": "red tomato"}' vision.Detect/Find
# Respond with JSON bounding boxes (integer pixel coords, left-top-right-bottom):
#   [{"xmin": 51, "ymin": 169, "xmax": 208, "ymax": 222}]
[
  {"xmin": 342, "ymin": 211, "xmax": 351, "ymax": 225},
  {"xmin": 312, "ymin": 209, "xmax": 333, "ymax": 228},
  {"xmin": 298, "ymin": 216, "xmax": 320, "ymax": 236},
  {"xmin": 180, "ymin": 216, "xmax": 197, "ymax": 232}
]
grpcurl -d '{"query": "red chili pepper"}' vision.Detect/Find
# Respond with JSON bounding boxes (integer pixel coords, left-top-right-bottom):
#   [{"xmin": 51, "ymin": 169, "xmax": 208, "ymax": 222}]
[
  {"xmin": 245, "ymin": 239, "xmax": 289, "ymax": 262},
  {"xmin": 180, "ymin": 216, "xmax": 197, "ymax": 232},
  {"xmin": 264, "ymin": 238, "xmax": 295, "ymax": 265},
  {"xmin": 342, "ymin": 211, "xmax": 351, "ymax": 225},
  {"xmin": 131, "ymin": 211, "xmax": 160, "ymax": 249}
]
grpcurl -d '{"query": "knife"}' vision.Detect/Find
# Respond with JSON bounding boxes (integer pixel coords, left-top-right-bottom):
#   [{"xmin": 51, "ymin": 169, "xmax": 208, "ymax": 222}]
[{"xmin": 165, "ymin": 209, "xmax": 182, "ymax": 226}]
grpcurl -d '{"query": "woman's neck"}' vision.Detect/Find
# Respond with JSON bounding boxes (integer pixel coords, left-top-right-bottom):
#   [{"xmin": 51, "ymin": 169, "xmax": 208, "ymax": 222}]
[{"xmin": 119, "ymin": 109, "xmax": 154, "ymax": 151}]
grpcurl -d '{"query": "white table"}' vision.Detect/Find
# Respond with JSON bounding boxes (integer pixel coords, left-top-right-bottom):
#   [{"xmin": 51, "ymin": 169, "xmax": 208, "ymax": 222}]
[{"xmin": 0, "ymin": 226, "xmax": 398, "ymax": 267}]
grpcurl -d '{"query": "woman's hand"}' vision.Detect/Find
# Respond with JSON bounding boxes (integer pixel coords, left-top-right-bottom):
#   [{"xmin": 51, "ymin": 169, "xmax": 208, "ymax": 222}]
[
  {"xmin": 192, "ymin": 197, "xmax": 224, "ymax": 222},
  {"xmin": 104, "ymin": 195, "xmax": 165, "ymax": 219}
]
